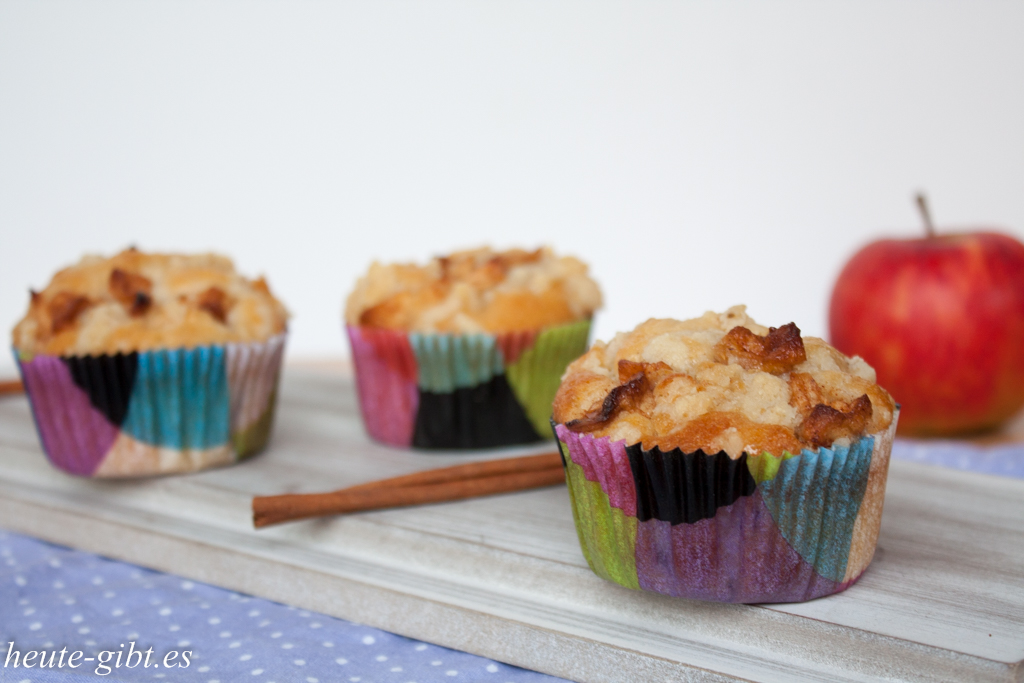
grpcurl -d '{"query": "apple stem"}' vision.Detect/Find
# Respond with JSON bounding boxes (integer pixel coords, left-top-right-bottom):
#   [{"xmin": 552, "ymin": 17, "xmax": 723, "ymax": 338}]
[{"xmin": 915, "ymin": 192, "xmax": 936, "ymax": 238}]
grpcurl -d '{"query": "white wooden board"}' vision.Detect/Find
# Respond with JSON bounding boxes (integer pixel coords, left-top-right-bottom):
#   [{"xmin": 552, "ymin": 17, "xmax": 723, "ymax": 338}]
[{"xmin": 0, "ymin": 368, "xmax": 1022, "ymax": 683}]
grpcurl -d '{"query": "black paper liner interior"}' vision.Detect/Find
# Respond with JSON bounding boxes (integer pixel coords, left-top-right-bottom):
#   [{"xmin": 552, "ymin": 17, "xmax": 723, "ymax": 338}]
[
  {"xmin": 626, "ymin": 444, "xmax": 758, "ymax": 525},
  {"xmin": 412, "ymin": 374, "xmax": 542, "ymax": 449},
  {"xmin": 63, "ymin": 353, "xmax": 139, "ymax": 426}
]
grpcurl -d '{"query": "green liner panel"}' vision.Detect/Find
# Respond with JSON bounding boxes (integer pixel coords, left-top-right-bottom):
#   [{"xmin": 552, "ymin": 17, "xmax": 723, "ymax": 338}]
[
  {"xmin": 505, "ymin": 319, "xmax": 591, "ymax": 436},
  {"xmin": 564, "ymin": 451, "xmax": 639, "ymax": 589}
]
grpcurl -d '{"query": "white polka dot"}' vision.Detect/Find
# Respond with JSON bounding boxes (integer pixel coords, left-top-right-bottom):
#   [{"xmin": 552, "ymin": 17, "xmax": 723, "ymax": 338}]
[
  {"xmin": 335, "ymin": 657, "xmax": 348, "ymax": 665},
  {"xmin": 249, "ymin": 610, "xmax": 260, "ymax": 617},
  {"xmin": 310, "ymin": 623, "xmax": 322, "ymax": 629},
  {"xmin": 169, "ymin": 625, "xmax": 180, "ymax": 632},
  {"xmin": 349, "ymin": 678, "xmax": 361, "ymax": 682},
  {"xmin": 376, "ymin": 655, "xmax": 387, "ymax": 662},
  {"xmin": 361, "ymin": 636, "xmax": 375, "ymax": 645},
  {"xmin": 103, "ymin": 591, "xmax": 115, "ymax": 598},
  {"xmin": 154, "ymin": 674, "xmax": 165, "ymax": 679},
  {"xmin": 159, "ymin": 607, "xmax": 172, "ymax": 616},
  {"xmin": 431, "ymin": 661, "xmax": 442, "ymax": 666},
  {"xmin": 71, "ymin": 615, "xmax": 83, "ymax": 623},
  {"xmin": 112, "ymin": 609, "xmax": 124, "ymax": 617},
  {"xmin": 446, "ymin": 671, "xmax": 458, "ymax": 677},
  {"xmin": 391, "ymin": 667, "xmax": 403, "ymax": 672},
  {"xmin": 23, "ymin": 608, "xmax": 35, "ymax": 616},
  {"xmin": 258, "ymin": 620, "xmax": 271, "ymax": 627},
  {"xmin": 230, "ymin": 642, "xmax": 241, "ymax": 649},
  {"xmin": 28, "ymin": 622, "xmax": 41, "ymax": 631},
  {"xmin": 92, "ymin": 576, "xmax": 103, "ymax": 585},
  {"xmin": 64, "ymin": 598, "xmax": 75, "ymax": 605},
  {"xmin": 178, "ymin": 640, "xmax": 190, "ymax": 647},
  {"xmin": 270, "ymin": 632, "xmax": 282, "ymax": 639},
  {"xmin": 14, "ymin": 576, "xmax": 26, "ymax": 586},
  {"xmin": 281, "ymin": 643, "xmax": 293, "ymax": 650},
  {"xmin": 181, "ymin": 581, "xmax": 194, "ymax": 590},
  {"xmin": 78, "ymin": 627, "xmax": 90, "ymax": 634},
  {"xmin": 220, "ymin": 631, "xmax": 232, "ymax": 638},
  {"xmin": 415, "ymin": 644, "xmax": 427, "ymax": 651},
  {"xmin": 486, "ymin": 664, "xmax": 498, "ymax": 673},
  {"xmin": 251, "ymin": 670, "xmax": 263, "ymax": 676},
  {"xmin": 48, "ymin": 557, "xmax": 61, "ymax": 567},
  {"xmin": 307, "ymin": 678, "xmax": 319, "ymax": 683},
  {"xmin": 198, "ymin": 666, "xmax": 210, "ymax": 672},
  {"xmin": 322, "ymin": 642, "xmax": 333, "ymax": 647},
  {"xmin": 127, "ymin": 633, "xmax": 139, "ymax": 640},
  {"xmin": 240, "ymin": 654, "xmax": 252, "ymax": 661},
  {"xmin": 200, "ymin": 603, "xmax": 210, "ymax": 609},
  {"xmin": 209, "ymin": 680, "xmax": 220, "ymax": 683},
  {"xmin": 53, "ymin": 580, "xmax": 64, "ymax": 589},
  {"xmin": 209, "ymin": 617, "xmax": 221, "ymax": 625},
  {"xmin": 293, "ymin": 659, "xmax": 305, "ymax": 665}
]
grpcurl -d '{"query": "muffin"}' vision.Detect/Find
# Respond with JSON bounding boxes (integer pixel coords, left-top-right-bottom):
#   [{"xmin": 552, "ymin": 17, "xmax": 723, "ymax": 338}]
[
  {"xmin": 13, "ymin": 248, "xmax": 288, "ymax": 477},
  {"xmin": 345, "ymin": 246, "xmax": 601, "ymax": 449},
  {"xmin": 552, "ymin": 306, "xmax": 897, "ymax": 603}
]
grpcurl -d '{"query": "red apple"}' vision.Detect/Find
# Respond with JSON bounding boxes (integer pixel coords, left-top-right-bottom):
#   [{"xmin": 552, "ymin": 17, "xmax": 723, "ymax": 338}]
[{"xmin": 829, "ymin": 215, "xmax": 1024, "ymax": 436}]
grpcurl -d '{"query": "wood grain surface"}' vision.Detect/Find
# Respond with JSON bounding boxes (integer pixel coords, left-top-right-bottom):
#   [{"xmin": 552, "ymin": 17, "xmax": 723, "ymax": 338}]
[{"xmin": 1, "ymin": 368, "xmax": 1022, "ymax": 683}]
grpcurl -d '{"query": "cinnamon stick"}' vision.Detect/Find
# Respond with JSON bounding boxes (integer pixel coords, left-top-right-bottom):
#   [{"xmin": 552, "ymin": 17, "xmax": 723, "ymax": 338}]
[
  {"xmin": 253, "ymin": 465, "xmax": 565, "ymax": 528},
  {"xmin": 0, "ymin": 380, "xmax": 24, "ymax": 396},
  {"xmin": 342, "ymin": 451, "xmax": 562, "ymax": 492}
]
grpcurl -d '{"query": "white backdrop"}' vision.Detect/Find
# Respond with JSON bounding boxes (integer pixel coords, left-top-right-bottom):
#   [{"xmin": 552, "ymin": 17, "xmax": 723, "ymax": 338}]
[{"xmin": 2, "ymin": 1, "xmax": 1022, "ymax": 374}]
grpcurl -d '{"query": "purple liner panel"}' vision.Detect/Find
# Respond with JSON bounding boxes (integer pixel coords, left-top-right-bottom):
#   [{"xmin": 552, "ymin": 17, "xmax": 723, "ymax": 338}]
[
  {"xmin": 19, "ymin": 354, "xmax": 119, "ymax": 476},
  {"xmin": 635, "ymin": 491, "xmax": 845, "ymax": 602}
]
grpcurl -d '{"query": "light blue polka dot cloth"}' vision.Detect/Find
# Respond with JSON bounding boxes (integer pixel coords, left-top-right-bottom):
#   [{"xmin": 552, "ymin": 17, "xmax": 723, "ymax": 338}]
[
  {"xmin": 0, "ymin": 529, "xmax": 566, "ymax": 683},
  {"xmin": 891, "ymin": 438, "xmax": 1024, "ymax": 478}
]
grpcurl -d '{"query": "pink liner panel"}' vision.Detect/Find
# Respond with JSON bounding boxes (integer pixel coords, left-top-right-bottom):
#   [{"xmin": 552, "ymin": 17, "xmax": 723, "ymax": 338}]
[
  {"xmin": 495, "ymin": 329, "xmax": 539, "ymax": 366},
  {"xmin": 555, "ymin": 425, "xmax": 637, "ymax": 517},
  {"xmin": 347, "ymin": 326, "xmax": 419, "ymax": 447},
  {"xmin": 18, "ymin": 354, "xmax": 119, "ymax": 476}
]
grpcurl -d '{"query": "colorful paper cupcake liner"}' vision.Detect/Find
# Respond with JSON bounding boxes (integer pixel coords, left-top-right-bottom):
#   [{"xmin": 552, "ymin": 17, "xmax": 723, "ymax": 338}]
[
  {"xmin": 554, "ymin": 413, "xmax": 898, "ymax": 603},
  {"xmin": 15, "ymin": 333, "xmax": 286, "ymax": 478},
  {"xmin": 348, "ymin": 319, "xmax": 591, "ymax": 449}
]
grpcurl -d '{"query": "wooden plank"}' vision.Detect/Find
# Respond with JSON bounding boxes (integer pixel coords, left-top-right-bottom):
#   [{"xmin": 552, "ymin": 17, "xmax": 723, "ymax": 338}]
[{"xmin": 0, "ymin": 368, "xmax": 1022, "ymax": 683}]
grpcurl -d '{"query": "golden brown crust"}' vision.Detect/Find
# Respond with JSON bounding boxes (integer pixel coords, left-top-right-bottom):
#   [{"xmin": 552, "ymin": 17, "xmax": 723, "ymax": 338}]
[
  {"xmin": 345, "ymin": 246, "xmax": 602, "ymax": 333},
  {"xmin": 712, "ymin": 323, "xmax": 807, "ymax": 374},
  {"xmin": 48, "ymin": 292, "xmax": 92, "ymax": 334},
  {"xmin": 12, "ymin": 249, "xmax": 288, "ymax": 355},
  {"xmin": 554, "ymin": 306, "xmax": 895, "ymax": 457},
  {"xmin": 196, "ymin": 286, "xmax": 232, "ymax": 324},
  {"xmin": 795, "ymin": 395, "xmax": 873, "ymax": 448},
  {"xmin": 109, "ymin": 268, "xmax": 153, "ymax": 317}
]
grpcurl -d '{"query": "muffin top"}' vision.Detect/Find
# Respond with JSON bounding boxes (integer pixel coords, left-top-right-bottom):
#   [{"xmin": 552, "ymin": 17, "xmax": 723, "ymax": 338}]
[
  {"xmin": 553, "ymin": 306, "xmax": 895, "ymax": 457},
  {"xmin": 12, "ymin": 248, "xmax": 289, "ymax": 356},
  {"xmin": 344, "ymin": 246, "xmax": 602, "ymax": 333}
]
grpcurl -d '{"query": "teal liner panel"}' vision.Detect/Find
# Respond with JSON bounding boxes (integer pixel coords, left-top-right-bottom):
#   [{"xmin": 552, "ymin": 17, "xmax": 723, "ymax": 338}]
[
  {"xmin": 120, "ymin": 346, "xmax": 231, "ymax": 449},
  {"xmin": 759, "ymin": 436, "xmax": 875, "ymax": 583},
  {"xmin": 409, "ymin": 332, "xmax": 505, "ymax": 393}
]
